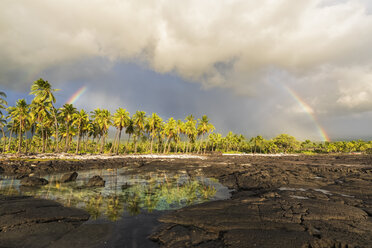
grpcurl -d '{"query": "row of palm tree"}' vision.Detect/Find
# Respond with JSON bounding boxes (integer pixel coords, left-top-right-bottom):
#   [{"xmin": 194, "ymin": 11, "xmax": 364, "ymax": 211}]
[
  {"xmin": 1, "ymin": 79, "xmax": 372, "ymax": 155},
  {"xmin": 0, "ymin": 79, "xmax": 216, "ymax": 154}
]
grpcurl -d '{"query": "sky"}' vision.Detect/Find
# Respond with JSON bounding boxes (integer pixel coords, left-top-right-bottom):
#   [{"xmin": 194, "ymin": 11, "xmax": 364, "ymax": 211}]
[{"xmin": 1, "ymin": 0, "xmax": 372, "ymax": 141}]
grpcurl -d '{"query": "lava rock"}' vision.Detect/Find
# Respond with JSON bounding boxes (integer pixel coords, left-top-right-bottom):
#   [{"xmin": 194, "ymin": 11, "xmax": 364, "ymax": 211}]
[
  {"xmin": 86, "ymin": 175, "xmax": 105, "ymax": 187},
  {"xmin": 20, "ymin": 177, "xmax": 49, "ymax": 186},
  {"xmin": 60, "ymin": 172, "xmax": 78, "ymax": 183},
  {"xmin": 0, "ymin": 196, "xmax": 90, "ymax": 248}
]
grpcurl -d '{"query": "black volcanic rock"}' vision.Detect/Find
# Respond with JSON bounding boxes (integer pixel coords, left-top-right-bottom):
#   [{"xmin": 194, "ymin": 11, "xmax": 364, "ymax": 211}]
[
  {"xmin": 0, "ymin": 196, "xmax": 89, "ymax": 248},
  {"xmin": 85, "ymin": 175, "xmax": 105, "ymax": 187},
  {"xmin": 60, "ymin": 172, "xmax": 78, "ymax": 183},
  {"xmin": 20, "ymin": 177, "xmax": 48, "ymax": 186}
]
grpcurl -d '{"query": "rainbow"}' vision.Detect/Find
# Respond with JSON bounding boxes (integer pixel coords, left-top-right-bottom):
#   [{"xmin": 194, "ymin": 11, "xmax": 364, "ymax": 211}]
[
  {"xmin": 66, "ymin": 86, "xmax": 87, "ymax": 104},
  {"xmin": 284, "ymin": 85, "xmax": 330, "ymax": 142}
]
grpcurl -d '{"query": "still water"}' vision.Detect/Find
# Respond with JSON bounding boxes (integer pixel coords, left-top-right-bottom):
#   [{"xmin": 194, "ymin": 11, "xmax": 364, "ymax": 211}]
[{"xmin": 0, "ymin": 167, "xmax": 231, "ymax": 247}]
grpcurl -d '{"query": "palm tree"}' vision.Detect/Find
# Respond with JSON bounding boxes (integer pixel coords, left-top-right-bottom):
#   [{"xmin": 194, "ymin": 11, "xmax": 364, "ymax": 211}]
[
  {"xmin": 0, "ymin": 91, "xmax": 7, "ymax": 115},
  {"xmin": 208, "ymin": 133, "xmax": 222, "ymax": 152},
  {"xmin": 0, "ymin": 114, "xmax": 6, "ymax": 153},
  {"xmin": 59, "ymin": 104, "xmax": 77, "ymax": 152},
  {"xmin": 112, "ymin": 108, "xmax": 130, "ymax": 154},
  {"xmin": 72, "ymin": 109, "xmax": 89, "ymax": 154},
  {"xmin": 0, "ymin": 92, "xmax": 7, "ymax": 152},
  {"xmin": 163, "ymin": 118, "xmax": 177, "ymax": 153},
  {"xmin": 91, "ymin": 109, "xmax": 111, "ymax": 153},
  {"xmin": 197, "ymin": 115, "xmax": 215, "ymax": 153},
  {"xmin": 175, "ymin": 120, "xmax": 184, "ymax": 153},
  {"xmin": 30, "ymin": 100, "xmax": 51, "ymax": 153},
  {"xmin": 7, "ymin": 99, "xmax": 30, "ymax": 153},
  {"xmin": 251, "ymin": 135, "xmax": 264, "ymax": 153},
  {"xmin": 125, "ymin": 119, "xmax": 134, "ymax": 152},
  {"xmin": 132, "ymin": 111, "xmax": 146, "ymax": 153},
  {"xmin": 30, "ymin": 78, "xmax": 60, "ymax": 152},
  {"xmin": 146, "ymin": 113, "xmax": 163, "ymax": 154},
  {"xmin": 6, "ymin": 120, "xmax": 15, "ymax": 152},
  {"xmin": 184, "ymin": 115, "xmax": 197, "ymax": 153}
]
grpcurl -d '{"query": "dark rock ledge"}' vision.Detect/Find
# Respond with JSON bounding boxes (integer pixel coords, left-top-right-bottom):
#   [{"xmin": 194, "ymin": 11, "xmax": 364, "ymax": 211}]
[{"xmin": 0, "ymin": 195, "xmax": 90, "ymax": 248}]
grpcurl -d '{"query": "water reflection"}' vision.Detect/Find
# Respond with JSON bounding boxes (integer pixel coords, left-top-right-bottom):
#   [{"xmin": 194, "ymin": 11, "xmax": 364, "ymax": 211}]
[{"xmin": 0, "ymin": 168, "xmax": 229, "ymax": 221}]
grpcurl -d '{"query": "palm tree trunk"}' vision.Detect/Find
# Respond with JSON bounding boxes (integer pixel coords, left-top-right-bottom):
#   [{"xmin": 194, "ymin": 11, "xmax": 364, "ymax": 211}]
[
  {"xmin": 198, "ymin": 134, "xmax": 204, "ymax": 154},
  {"xmin": 46, "ymin": 133, "xmax": 50, "ymax": 152},
  {"xmin": 100, "ymin": 132, "xmax": 106, "ymax": 153},
  {"xmin": 41, "ymin": 124, "xmax": 45, "ymax": 153},
  {"xmin": 150, "ymin": 134, "xmax": 154, "ymax": 154},
  {"xmin": 95, "ymin": 136, "xmax": 100, "ymax": 153},
  {"xmin": 116, "ymin": 128, "xmax": 122, "ymax": 154},
  {"xmin": 134, "ymin": 135, "xmax": 138, "ymax": 154},
  {"xmin": 126, "ymin": 134, "xmax": 131, "ymax": 153},
  {"xmin": 18, "ymin": 119, "xmax": 23, "ymax": 153},
  {"xmin": 163, "ymin": 137, "xmax": 170, "ymax": 154},
  {"xmin": 167, "ymin": 138, "xmax": 172, "ymax": 153},
  {"xmin": 76, "ymin": 126, "xmax": 81, "ymax": 154},
  {"xmin": 110, "ymin": 129, "xmax": 119, "ymax": 154},
  {"xmin": 52, "ymin": 110, "xmax": 59, "ymax": 153},
  {"xmin": 25, "ymin": 128, "xmax": 29, "ymax": 154},
  {"xmin": 65, "ymin": 122, "xmax": 70, "ymax": 152},
  {"xmin": 1, "ymin": 128, "xmax": 5, "ymax": 153},
  {"xmin": 8, "ymin": 128, "xmax": 13, "ymax": 152},
  {"xmin": 204, "ymin": 140, "xmax": 208, "ymax": 154},
  {"xmin": 254, "ymin": 140, "xmax": 257, "ymax": 154}
]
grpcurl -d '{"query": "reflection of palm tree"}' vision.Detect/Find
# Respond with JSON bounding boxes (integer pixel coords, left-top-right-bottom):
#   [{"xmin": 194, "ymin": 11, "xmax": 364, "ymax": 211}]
[
  {"xmin": 127, "ymin": 194, "xmax": 141, "ymax": 215},
  {"xmin": 0, "ymin": 171, "xmax": 220, "ymax": 221},
  {"xmin": 86, "ymin": 194, "xmax": 104, "ymax": 220},
  {"xmin": 105, "ymin": 196, "xmax": 124, "ymax": 221}
]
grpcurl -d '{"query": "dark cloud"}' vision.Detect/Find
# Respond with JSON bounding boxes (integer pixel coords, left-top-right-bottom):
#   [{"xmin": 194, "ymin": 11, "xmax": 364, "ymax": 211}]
[{"xmin": 1, "ymin": 0, "xmax": 372, "ymax": 140}]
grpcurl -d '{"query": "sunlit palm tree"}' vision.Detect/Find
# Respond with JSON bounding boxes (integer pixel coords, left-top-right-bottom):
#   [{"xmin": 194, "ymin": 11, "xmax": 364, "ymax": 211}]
[
  {"xmin": 30, "ymin": 100, "xmax": 51, "ymax": 153},
  {"xmin": 0, "ymin": 92, "xmax": 7, "ymax": 153},
  {"xmin": 91, "ymin": 109, "xmax": 111, "ymax": 153},
  {"xmin": 0, "ymin": 114, "xmax": 6, "ymax": 153},
  {"xmin": 7, "ymin": 99, "xmax": 30, "ymax": 153},
  {"xmin": 163, "ymin": 118, "xmax": 177, "ymax": 153},
  {"xmin": 146, "ymin": 113, "xmax": 162, "ymax": 154},
  {"xmin": 30, "ymin": 78, "xmax": 60, "ymax": 152},
  {"xmin": 125, "ymin": 119, "xmax": 134, "ymax": 152},
  {"xmin": 112, "ymin": 108, "xmax": 130, "ymax": 154},
  {"xmin": 132, "ymin": 111, "xmax": 146, "ymax": 153},
  {"xmin": 174, "ymin": 120, "xmax": 184, "ymax": 153},
  {"xmin": 72, "ymin": 109, "xmax": 89, "ymax": 154},
  {"xmin": 0, "ymin": 91, "xmax": 7, "ymax": 115},
  {"xmin": 59, "ymin": 104, "xmax": 77, "ymax": 152},
  {"xmin": 184, "ymin": 115, "xmax": 197, "ymax": 153},
  {"xmin": 197, "ymin": 115, "xmax": 215, "ymax": 154}
]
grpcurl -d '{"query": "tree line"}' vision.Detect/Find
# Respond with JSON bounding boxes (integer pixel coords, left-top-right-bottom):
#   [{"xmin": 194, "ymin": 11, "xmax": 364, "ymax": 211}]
[{"xmin": 0, "ymin": 79, "xmax": 371, "ymax": 155}]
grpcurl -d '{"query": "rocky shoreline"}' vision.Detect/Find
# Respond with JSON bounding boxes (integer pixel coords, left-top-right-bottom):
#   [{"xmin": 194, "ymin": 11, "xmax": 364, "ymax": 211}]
[{"xmin": 1, "ymin": 154, "xmax": 372, "ymax": 247}]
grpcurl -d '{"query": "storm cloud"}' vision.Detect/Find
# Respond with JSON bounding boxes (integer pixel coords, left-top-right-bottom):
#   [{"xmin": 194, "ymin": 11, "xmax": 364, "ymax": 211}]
[{"xmin": 1, "ymin": 0, "xmax": 372, "ymax": 140}]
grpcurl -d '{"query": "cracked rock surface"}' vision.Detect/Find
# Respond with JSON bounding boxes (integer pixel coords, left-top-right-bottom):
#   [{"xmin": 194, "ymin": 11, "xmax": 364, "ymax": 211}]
[
  {"xmin": 140, "ymin": 155, "xmax": 372, "ymax": 248},
  {"xmin": 0, "ymin": 196, "xmax": 90, "ymax": 248}
]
